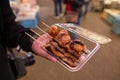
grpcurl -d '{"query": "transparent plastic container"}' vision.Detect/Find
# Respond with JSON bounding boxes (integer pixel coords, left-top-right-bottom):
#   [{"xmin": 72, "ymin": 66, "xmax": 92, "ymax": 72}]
[{"xmin": 43, "ymin": 23, "xmax": 100, "ymax": 72}]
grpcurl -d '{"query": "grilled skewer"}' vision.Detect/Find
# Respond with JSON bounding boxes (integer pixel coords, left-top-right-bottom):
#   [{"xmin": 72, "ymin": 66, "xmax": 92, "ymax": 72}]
[{"xmin": 27, "ymin": 22, "xmax": 86, "ymax": 67}]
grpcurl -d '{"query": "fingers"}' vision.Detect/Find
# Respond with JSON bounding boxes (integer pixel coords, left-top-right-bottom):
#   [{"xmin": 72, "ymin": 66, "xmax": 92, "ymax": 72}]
[
  {"xmin": 38, "ymin": 33, "xmax": 52, "ymax": 42},
  {"xmin": 38, "ymin": 48, "xmax": 57, "ymax": 62},
  {"xmin": 32, "ymin": 33, "xmax": 57, "ymax": 62},
  {"xmin": 43, "ymin": 52, "xmax": 57, "ymax": 62}
]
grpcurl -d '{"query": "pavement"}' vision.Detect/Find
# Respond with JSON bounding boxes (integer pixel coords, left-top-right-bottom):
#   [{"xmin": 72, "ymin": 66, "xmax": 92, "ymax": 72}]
[{"xmin": 19, "ymin": 0, "xmax": 120, "ymax": 80}]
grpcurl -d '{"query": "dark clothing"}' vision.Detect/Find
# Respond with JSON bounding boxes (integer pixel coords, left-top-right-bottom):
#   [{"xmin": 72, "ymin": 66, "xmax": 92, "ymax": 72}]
[
  {"xmin": 63, "ymin": 0, "xmax": 84, "ymax": 15},
  {"xmin": 83, "ymin": 0, "xmax": 90, "ymax": 17},
  {"xmin": 70, "ymin": 0, "xmax": 84, "ymax": 12},
  {"xmin": 65, "ymin": 0, "xmax": 84, "ymax": 25},
  {"xmin": 0, "ymin": 0, "xmax": 33, "ymax": 80},
  {"xmin": 54, "ymin": 0, "xmax": 62, "ymax": 16}
]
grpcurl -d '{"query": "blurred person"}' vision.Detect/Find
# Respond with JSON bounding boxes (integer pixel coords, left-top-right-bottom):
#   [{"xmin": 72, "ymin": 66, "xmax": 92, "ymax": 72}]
[
  {"xmin": 64, "ymin": 0, "xmax": 84, "ymax": 25},
  {"xmin": 82, "ymin": 0, "xmax": 90, "ymax": 20},
  {"xmin": 0, "ymin": 0, "xmax": 57, "ymax": 80},
  {"xmin": 52, "ymin": 0, "xmax": 63, "ymax": 19}
]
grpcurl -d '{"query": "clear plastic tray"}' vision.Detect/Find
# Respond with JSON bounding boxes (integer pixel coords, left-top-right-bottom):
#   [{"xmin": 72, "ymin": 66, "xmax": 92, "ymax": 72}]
[{"xmin": 43, "ymin": 23, "xmax": 100, "ymax": 72}]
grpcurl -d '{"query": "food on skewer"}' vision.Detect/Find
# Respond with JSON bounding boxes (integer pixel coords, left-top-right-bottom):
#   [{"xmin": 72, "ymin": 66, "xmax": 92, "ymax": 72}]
[
  {"xmin": 27, "ymin": 24, "xmax": 86, "ymax": 68},
  {"xmin": 48, "ymin": 25, "xmax": 61, "ymax": 38},
  {"xmin": 62, "ymin": 57, "xmax": 78, "ymax": 67},
  {"xmin": 45, "ymin": 38, "xmax": 85, "ymax": 67},
  {"xmin": 45, "ymin": 43, "xmax": 64, "ymax": 58},
  {"xmin": 55, "ymin": 29, "xmax": 71, "ymax": 46},
  {"xmin": 70, "ymin": 40, "xmax": 85, "ymax": 53},
  {"xmin": 45, "ymin": 26, "xmax": 85, "ymax": 67}
]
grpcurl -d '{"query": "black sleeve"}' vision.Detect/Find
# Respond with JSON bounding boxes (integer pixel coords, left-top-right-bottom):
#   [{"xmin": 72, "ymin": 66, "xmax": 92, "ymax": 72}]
[{"xmin": 1, "ymin": 0, "xmax": 34, "ymax": 52}]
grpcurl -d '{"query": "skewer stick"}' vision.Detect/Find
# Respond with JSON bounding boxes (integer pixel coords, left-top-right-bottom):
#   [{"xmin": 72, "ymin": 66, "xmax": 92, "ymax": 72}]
[
  {"xmin": 36, "ymin": 26, "xmax": 53, "ymax": 39},
  {"xmin": 30, "ymin": 28, "xmax": 48, "ymax": 40},
  {"xmin": 25, "ymin": 32, "xmax": 36, "ymax": 41},
  {"xmin": 40, "ymin": 21, "xmax": 50, "ymax": 28},
  {"xmin": 25, "ymin": 32, "xmax": 42, "ymax": 44},
  {"xmin": 30, "ymin": 29, "xmax": 41, "ymax": 36},
  {"xmin": 36, "ymin": 26, "xmax": 46, "ymax": 34}
]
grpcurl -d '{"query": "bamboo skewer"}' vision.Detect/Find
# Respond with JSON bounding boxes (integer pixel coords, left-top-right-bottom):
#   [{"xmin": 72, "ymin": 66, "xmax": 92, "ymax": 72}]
[
  {"xmin": 30, "ymin": 28, "xmax": 48, "ymax": 41},
  {"xmin": 36, "ymin": 26, "xmax": 46, "ymax": 34},
  {"xmin": 36, "ymin": 26, "xmax": 53, "ymax": 39},
  {"xmin": 25, "ymin": 32, "xmax": 42, "ymax": 45},
  {"xmin": 30, "ymin": 29, "xmax": 41, "ymax": 36},
  {"xmin": 40, "ymin": 21, "xmax": 50, "ymax": 28},
  {"xmin": 25, "ymin": 32, "xmax": 36, "ymax": 41}
]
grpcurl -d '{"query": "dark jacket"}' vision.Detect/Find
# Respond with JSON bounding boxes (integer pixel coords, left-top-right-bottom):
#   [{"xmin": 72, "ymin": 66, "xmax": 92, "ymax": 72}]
[
  {"xmin": 0, "ymin": 0, "xmax": 33, "ymax": 80},
  {"xmin": 70, "ymin": 0, "xmax": 84, "ymax": 11},
  {"xmin": 63, "ymin": 0, "xmax": 84, "ymax": 11}
]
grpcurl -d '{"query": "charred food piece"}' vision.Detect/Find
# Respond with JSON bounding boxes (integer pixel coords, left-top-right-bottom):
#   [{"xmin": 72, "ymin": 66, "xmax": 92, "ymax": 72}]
[
  {"xmin": 62, "ymin": 57, "xmax": 78, "ymax": 67},
  {"xmin": 45, "ymin": 43, "xmax": 64, "ymax": 58},
  {"xmin": 51, "ymin": 39, "xmax": 79, "ymax": 61},
  {"xmin": 70, "ymin": 40, "xmax": 85, "ymax": 53},
  {"xmin": 45, "ymin": 39, "xmax": 80, "ymax": 67}
]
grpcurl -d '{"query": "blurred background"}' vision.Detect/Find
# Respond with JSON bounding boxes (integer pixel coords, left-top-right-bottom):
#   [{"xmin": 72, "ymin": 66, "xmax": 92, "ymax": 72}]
[{"xmin": 9, "ymin": 0, "xmax": 120, "ymax": 80}]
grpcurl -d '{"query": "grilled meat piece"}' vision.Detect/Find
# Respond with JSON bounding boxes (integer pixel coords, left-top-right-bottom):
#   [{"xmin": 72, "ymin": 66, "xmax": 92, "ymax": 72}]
[
  {"xmin": 45, "ymin": 43, "xmax": 64, "ymax": 58},
  {"xmin": 64, "ymin": 44, "xmax": 81, "ymax": 59},
  {"xmin": 55, "ymin": 30, "xmax": 71, "ymax": 46},
  {"xmin": 46, "ymin": 26, "xmax": 86, "ymax": 67},
  {"xmin": 50, "ymin": 39, "xmax": 79, "ymax": 61},
  {"xmin": 48, "ymin": 26, "xmax": 61, "ymax": 38},
  {"xmin": 70, "ymin": 40, "xmax": 85, "ymax": 53},
  {"xmin": 62, "ymin": 57, "xmax": 78, "ymax": 67},
  {"xmin": 45, "ymin": 39, "xmax": 80, "ymax": 67}
]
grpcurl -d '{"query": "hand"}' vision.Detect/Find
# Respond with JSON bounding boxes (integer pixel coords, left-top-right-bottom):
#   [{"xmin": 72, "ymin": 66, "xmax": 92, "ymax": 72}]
[{"xmin": 32, "ymin": 33, "xmax": 57, "ymax": 62}]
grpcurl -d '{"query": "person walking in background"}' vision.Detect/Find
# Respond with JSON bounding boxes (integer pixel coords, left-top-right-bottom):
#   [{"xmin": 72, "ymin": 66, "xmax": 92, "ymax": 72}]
[
  {"xmin": 82, "ymin": 0, "xmax": 90, "ymax": 19},
  {"xmin": 64, "ymin": 0, "xmax": 84, "ymax": 25},
  {"xmin": 53, "ymin": 0, "xmax": 63, "ymax": 19}
]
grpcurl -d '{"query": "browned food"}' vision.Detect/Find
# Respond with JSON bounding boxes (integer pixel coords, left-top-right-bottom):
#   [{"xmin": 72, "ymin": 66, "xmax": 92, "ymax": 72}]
[
  {"xmin": 70, "ymin": 40, "xmax": 85, "ymax": 53},
  {"xmin": 46, "ymin": 39, "xmax": 79, "ymax": 62},
  {"xmin": 48, "ymin": 25, "xmax": 61, "ymax": 38},
  {"xmin": 63, "ymin": 43, "xmax": 81, "ymax": 59},
  {"xmin": 45, "ymin": 39, "xmax": 85, "ymax": 67},
  {"xmin": 62, "ymin": 57, "xmax": 77, "ymax": 67},
  {"xmin": 46, "ymin": 26, "xmax": 85, "ymax": 67},
  {"xmin": 55, "ymin": 29, "xmax": 71, "ymax": 45},
  {"xmin": 48, "ymin": 26, "xmax": 71, "ymax": 46},
  {"xmin": 45, "ymin": 43, "xmax": 64, "ymax": 58}
]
